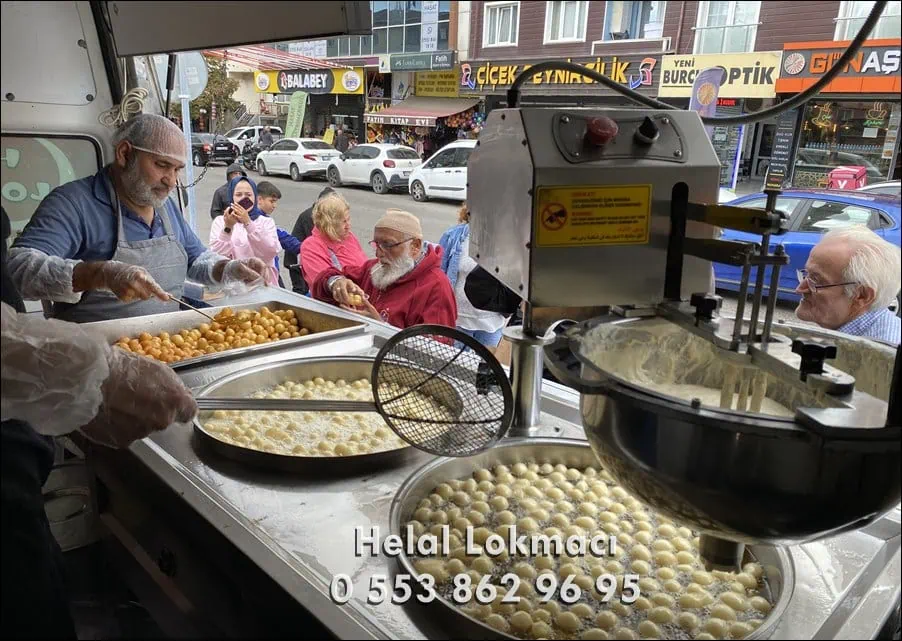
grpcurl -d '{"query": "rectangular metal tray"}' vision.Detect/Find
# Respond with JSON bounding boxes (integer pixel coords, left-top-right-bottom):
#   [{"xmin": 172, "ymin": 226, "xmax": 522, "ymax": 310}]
[{"xmin": 82, "ymin": 300, "xmax": 367, "ymax": 370}]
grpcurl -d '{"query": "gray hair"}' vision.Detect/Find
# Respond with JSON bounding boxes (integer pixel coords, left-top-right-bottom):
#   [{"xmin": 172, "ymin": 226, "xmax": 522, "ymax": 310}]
[
  {"xmin": 822, "ymin": 226, "xmax": 902, "ymax": 311},
  {"xmin": 112, "ymin": 113, "xmax": 186, "ymax": 163}
]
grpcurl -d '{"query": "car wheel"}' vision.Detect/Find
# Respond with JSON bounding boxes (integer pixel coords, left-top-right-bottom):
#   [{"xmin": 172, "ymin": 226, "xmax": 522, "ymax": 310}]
[
  {"xmin": 371, "ymin": 172, "xmax": 388, "ymax": 195},
  {"xmin": 411, "ymin": 180, "xmax": 428, "ymax": 202},
  {"xmin": 193, "ymin": 151, "xmax": 203, "ymax": 167},
  {"xmin": 328, "ymin": 166, "xmax": 342, "ymax": 187},
  {"xmin": 290, "ymin": 164, "xmax": 302, "ymax": 182},
  {"xmin": 257, "ymin": 160, "xmax": 268, "ymax": 176}
]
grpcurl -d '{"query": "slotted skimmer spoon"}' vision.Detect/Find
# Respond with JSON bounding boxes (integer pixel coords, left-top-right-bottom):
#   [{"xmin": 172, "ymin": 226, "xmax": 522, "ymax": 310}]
[{"xmin": 195, "ymin": 325, "xmax": 514, "ymax": 457}]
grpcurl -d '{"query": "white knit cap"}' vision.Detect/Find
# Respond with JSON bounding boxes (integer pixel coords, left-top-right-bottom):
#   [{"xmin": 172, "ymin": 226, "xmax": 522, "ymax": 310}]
[{"xmin": 375, "ymin": 209, "xmax": 423, "ymax": 239}]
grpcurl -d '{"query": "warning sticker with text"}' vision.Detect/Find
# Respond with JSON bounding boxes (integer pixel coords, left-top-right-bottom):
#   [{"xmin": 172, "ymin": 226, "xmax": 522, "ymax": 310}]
[{"xmin": 535, "ymin": 184, "xmax": 652, "ymax": 247}]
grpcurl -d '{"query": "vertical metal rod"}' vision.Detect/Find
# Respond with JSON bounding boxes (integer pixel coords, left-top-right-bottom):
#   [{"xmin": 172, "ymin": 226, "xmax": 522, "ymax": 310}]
[
  {"xmin": 761, "ymin": 245, "xmax": 785, "ymax": 350},
  {"xmin": 665, "ymin": 183, "xmax": 689, "ymax": 301},
  {"xmin": 747, "ymin": 232, "xmax": 770, "ymax": 344},
  {"xmin": 749, "ymin": 190, "xmax": 781, "ymax": 343},
  {"xmin": 523, "ymin": 302, "xmax": 535, "ymax": 337},
  {"xmin": 732, "ymin": 262, "xmax": 752, "ymax": 347}
]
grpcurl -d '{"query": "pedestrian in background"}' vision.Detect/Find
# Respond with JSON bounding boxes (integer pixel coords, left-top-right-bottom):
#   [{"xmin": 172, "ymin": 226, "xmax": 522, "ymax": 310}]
[
  {"xmin": 286, "ymin": 186, "xmax": 336, "ymax": 295},
  {"xmin": 439, "ymin": 202, "xmax": 511, "ymax": 350},
  {"xmin": 210, "ymin": 163, "xmax": 247, "ymax": 219},
  {"xmin": 335, "ymin": 126, "xmax": 349, "ymax": 154},
  {"xmin": 209, "ymin": 176, "xmax": 281, "ymax": 286},
  {"xmin": 255, "ymin": 181, "xmax": 300, "ymax": 289},
  {"xmin": 301, "ymin": 192, "xmax": 367, "ymax": 289}
]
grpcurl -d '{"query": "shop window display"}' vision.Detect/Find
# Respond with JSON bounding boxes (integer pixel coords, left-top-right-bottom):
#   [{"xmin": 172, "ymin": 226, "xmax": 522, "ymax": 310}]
[{"xmin": 794, "ymin": 100, "xmax": 900, "ymax": 189}]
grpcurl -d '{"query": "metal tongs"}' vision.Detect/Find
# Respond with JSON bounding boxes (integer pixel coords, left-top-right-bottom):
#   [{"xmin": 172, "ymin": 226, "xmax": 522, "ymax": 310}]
[{"xmin": 169, "ymin": 294, "xmax": 216, "ymax": 322}]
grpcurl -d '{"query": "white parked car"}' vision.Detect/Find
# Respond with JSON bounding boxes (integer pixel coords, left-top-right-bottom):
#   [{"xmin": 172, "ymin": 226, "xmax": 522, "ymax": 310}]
[
  {"xmin": 223, "ymin": 125, "xmax": 284, "ymax": 150},
  {"xmin": 409, "ymin": 140, "xmax": 476, "ymax": 202},
  {"xmin": 255, "ymin": 138, "xmax": 339, "ymax": 181},
  {"xmin": 327, "ymin": 143, "xmax": 422, "ymax": 195},
  {"xmin": 856, "ymin": 180, "xmax": 901, "ymax": 197}
]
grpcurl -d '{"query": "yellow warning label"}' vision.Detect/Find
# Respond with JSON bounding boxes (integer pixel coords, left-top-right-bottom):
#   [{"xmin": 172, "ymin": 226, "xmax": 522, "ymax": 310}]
[{"xmin": 535, "ymin": 184, "xmax": 652, "ymax": 247}]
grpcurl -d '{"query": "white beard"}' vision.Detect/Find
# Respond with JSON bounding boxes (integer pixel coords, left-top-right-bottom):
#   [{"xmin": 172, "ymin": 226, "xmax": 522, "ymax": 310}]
[{"xmin": 370, "ymin": 255, "xmax": 415, "ymax": 290}]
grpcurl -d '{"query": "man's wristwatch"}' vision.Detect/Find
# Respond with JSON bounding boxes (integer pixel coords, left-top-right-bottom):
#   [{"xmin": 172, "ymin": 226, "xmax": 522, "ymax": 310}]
[{"xmin": 223, "ymin": 226, "xmax": 232, "ymax": 234}]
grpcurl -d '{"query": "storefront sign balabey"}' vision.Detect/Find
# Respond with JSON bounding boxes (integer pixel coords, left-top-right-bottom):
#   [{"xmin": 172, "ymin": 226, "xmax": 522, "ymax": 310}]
[
  {"xmin": 253, "ymin": 68, "xmax": 365, "ymax": 95},
  {"xmin": 459, "ymin": 56, "xmax": 660, "ymax": 93},
  {"xmin": 659, "ymin": 52, "xmax": 783, "ymax": 98}
]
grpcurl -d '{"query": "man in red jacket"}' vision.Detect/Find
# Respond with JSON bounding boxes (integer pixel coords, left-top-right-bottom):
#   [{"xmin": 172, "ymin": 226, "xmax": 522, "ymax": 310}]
[{"xmin": 312, "ymin": 209, "xmax": 457, "ymax": 329}]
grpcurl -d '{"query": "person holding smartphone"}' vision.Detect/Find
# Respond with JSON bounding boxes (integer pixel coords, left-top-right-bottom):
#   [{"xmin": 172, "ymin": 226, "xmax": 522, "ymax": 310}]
[{"xmin": 209, "ymin": 176, "xmax": 281, "ymax": 286}]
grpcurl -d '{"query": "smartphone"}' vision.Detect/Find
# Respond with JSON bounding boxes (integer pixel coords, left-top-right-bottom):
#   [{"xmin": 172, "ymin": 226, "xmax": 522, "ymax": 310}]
[{"xmin": 237, "ymin": 196, "xmax": 255, "ymax": 211}]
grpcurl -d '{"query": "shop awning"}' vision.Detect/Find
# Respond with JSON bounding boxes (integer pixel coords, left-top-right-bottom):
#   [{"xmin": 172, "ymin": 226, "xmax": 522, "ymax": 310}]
[{"xmin": 364, "ymin": 97, "xmax": 480, "ymax": 127}]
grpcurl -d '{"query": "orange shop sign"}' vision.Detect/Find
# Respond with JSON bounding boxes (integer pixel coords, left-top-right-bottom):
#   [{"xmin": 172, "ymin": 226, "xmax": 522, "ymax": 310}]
[{"xmin": 776, "ymin": 39, "xmax": 901, "ymax": 94}]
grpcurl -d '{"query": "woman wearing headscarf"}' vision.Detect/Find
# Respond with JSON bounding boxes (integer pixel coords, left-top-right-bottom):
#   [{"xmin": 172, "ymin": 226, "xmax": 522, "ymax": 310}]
[
  {"xmin": 439, "ymin": 202, "xmax": 511, "ymax": 349},
  {"xmin": 300, "ymin": 192, "xmax": 367, "ymax": 289},
  {"xmin": 209, "ymin": 175, "xmax": 281, "ymax": 286}
]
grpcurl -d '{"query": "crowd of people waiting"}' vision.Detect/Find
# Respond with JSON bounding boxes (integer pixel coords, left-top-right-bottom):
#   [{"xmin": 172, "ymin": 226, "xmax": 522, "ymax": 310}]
[{"xmin": 206, "ymin": 163, "xmax": 521, "ymax": 350}]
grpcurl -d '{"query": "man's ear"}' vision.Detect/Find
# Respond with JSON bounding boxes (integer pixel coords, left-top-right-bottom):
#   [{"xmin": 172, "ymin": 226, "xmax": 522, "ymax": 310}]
[
  {"xmin": 853, "ymin": 284, "xmax": 877, "ymax": 313},
  {"xmin": 114, "ymin": 140, "xmax": 131, "ymax": 168}
]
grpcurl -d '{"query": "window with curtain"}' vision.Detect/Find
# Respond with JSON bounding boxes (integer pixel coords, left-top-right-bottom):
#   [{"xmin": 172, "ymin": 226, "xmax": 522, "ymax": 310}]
[
  {"xmin": 834, "ymin": 1, "xmax": 902, "ymax": 40},
  {"xmin": 693, "ymin": 1, "xmax": 761, "ymax": 54},
  {"xmin": 604, "ymin": 1, "xmax": 667, "ymax": 40},
  {"xmin": 544, "ymin": 1, "xmax": 590, "ymax": 43},
  {"xmin": 484, "ymin": 1, "xmax": 520, "ymax": 46}
]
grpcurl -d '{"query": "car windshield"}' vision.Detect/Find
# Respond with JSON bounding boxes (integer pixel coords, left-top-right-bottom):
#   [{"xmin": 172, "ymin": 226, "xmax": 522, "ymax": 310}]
[
  {"xmin": 224, "ymin": 128, "xmax": 244, "ymax": 138},
  {"xmin": 388, "ymin": 148, "xmax": 420, "ymax": 160},
  {"xmin": 302, "ymin": 141, "xmax": 333, "ymax": 150}
]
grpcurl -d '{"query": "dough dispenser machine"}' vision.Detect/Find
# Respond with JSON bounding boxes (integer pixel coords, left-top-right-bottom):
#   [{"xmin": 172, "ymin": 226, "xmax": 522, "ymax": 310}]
[{"xmin": 466, "ymin": 106, "xmax": 902, "ymax": 571}]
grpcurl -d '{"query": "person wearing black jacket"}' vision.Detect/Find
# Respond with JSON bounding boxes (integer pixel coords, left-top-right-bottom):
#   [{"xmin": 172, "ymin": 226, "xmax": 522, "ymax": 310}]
[
  {"xmin": 285, "ymin": 186, "xmax": 336, "ymax": 294},
  {"xmin": 464, "ymin": 264, "xmax": 522, "ymax": 318},
  {"xmin": 210, "ymin": 163, "xmax": 247, "ymax": 220}
]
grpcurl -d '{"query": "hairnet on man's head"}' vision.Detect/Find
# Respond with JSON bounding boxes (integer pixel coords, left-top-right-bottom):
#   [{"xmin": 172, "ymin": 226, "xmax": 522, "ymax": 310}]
[{"xmin": 112, "ymin": 113, "xmax": 186, "ymax": 164}]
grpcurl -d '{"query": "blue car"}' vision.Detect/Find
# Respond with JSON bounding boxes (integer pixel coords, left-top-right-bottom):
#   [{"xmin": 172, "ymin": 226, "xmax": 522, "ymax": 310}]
[{"xmin": 714, "ymin": 189, "xmax": 901, "ymax": 303}]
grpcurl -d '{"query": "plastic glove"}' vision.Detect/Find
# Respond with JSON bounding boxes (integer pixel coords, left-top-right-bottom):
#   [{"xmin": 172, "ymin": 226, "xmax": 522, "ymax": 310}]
[
  {"xmin": 79, "ymin": 348, "xmax": 198, "ymax": 449},
  {"xmin": 75, "ymin": 261, "xmax": 170, "ymax": 303},
  {"xmin": 1, "ymin": 301, "xmax": 109, "ymax": 435},
  {"xmin": 220, "ymin": 257, "xmax": 268, "ymax": 287}
]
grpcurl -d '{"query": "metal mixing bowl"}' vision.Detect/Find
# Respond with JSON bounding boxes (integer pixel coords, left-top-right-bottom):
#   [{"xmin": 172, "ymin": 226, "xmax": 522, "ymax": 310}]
[
  {"xmin": 390, "ymin": 439, "xmax": 795, "ymax": 640},
  {"xmin": 544, "ymin": 315, "xmax": 901, "ymax": 545}
]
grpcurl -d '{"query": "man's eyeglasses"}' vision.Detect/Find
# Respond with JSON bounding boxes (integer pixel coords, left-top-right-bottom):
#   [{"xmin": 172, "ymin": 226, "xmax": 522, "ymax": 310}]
[
  {"xmin": 796, "ymin": 269, "xmax": 859, "ymax": 293},
  {"xmin": 369, "ymin": 238, "xmax": 414, "ymax": 252}
]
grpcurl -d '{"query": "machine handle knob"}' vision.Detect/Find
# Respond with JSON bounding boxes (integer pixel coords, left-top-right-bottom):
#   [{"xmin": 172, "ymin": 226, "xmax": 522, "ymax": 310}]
[
  {"xmin": 586, "ymin": 116, "xmax": 619, "ymax": 147},
  {"xmin": 792, "ymin": 337, "xmax": 837, "ymax": 379},
  {"xmin": 690, "ymin": 292, "xmax": 722, "ymax": 320},
  {"xmin": 634, "ymin": 116, "xmax": 660, "ymax": 145}
]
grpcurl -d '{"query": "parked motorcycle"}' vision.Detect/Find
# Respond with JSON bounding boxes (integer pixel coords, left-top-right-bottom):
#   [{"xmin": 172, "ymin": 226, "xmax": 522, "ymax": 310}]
[{"xmin": 238, "ymin": 141, "xmax": 269, "ymax": 171}]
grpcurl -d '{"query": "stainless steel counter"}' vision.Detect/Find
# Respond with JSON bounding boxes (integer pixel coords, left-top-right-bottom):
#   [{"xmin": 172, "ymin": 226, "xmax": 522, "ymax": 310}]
[{"xmin": 104, "ymin": 289, "xmax": 900, "ymax": 639}]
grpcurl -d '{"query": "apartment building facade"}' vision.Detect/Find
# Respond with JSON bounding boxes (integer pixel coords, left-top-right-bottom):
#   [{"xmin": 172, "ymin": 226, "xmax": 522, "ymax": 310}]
[{"xmin": 460, "ymin": 0, "xmax": 900, "ymax": 189}]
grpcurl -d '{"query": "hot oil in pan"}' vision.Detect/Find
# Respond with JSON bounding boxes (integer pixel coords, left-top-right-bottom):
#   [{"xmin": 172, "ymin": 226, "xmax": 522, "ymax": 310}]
[{"xmin": 199, "ymin": 377, "xmax": 454, "ymax": 458}]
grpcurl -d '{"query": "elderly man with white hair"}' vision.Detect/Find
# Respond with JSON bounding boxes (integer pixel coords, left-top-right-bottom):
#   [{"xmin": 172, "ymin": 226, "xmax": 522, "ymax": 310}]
[
  {"xmin": 795, "ymin": 226, "xmax": 901, "ymax": 346},
  {"xmin": 312, "ymin": 209, "xmax": 457, "ymax": 329},
  {"xmin": 8, "ymin": 113, "xmax": 268, "ymax": 322}
]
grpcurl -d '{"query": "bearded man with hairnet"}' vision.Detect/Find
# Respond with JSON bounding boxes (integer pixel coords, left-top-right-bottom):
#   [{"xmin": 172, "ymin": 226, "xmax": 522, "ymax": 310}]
[{"xmin": 8, "ymin": 113, "xmax": 268, "ymax": 322}]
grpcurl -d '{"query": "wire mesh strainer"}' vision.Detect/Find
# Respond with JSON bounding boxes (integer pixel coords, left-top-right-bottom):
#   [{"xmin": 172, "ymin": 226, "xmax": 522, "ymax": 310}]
[
  {"xmin": 196, "ymin": 325, "xmax": 514, "ymax": 457},
  {"xmin": 373, "ymin": 325, "xmax": 514, "ymax": 457}
]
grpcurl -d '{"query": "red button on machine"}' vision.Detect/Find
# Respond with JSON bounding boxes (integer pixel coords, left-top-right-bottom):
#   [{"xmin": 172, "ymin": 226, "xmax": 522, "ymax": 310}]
[{"xmin": 586, "ymin": 116, "xmax": 619, "ymax": 146}]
